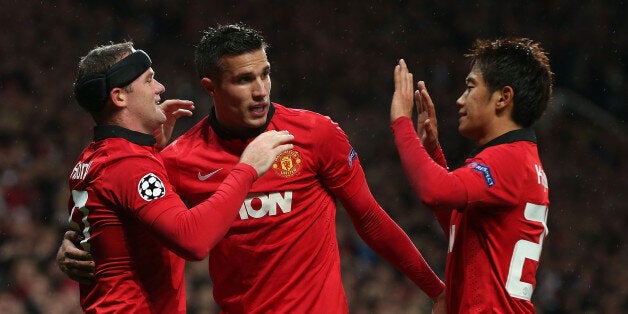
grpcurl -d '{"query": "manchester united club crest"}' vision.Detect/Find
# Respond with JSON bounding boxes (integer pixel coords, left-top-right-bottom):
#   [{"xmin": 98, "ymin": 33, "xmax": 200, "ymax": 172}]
[{"xmin": 272, "ymin": 149, "xmax": 302, "ymax": 178}]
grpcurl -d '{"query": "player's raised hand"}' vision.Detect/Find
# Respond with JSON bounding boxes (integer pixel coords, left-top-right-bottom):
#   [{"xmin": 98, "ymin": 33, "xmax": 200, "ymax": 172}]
[
  {"xmin": 415, "ymin": 81, "xmax": 439, "ymax": 152},
  {"xmin": 240, "ymin": 130, "xmax": 294, "ymax": 177},
  {"xmin": 391, "ymin": 59, "xmax": 415, "ymax": 123},
  {"xmin": 154, "ymin": 99, "xmax": 195, "ymax": 148}
]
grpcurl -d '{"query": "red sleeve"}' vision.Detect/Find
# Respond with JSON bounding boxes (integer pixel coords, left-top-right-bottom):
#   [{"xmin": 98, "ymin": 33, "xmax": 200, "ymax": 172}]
[
  {"xmin": 312, "ymin": 115, "xmax": 443, "ymax": 297},
  {"xmin": 159, "ymin": 142, "xmax": 181, "ymax": 194},
  {"xmin": 116, "ymin": 161, "xmax": 257, "ymax": 261},
  {"xmin": 332, "ymin": 168, "xmax": 445, "ymax": 298},
  {"xmin": 391, "ymin": 117, "xmax": 468, "ymax": 210},
  {"xmin": 425, "ymin": 144, "xmax": 452, "ymax": 233},
  {"xmin": 429, "ymin": 144, "xmax": 448, "ymax": 169}
]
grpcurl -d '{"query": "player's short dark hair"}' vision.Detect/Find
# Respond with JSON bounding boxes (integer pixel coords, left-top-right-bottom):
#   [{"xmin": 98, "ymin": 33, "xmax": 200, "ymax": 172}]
[
  {"xmin": 74, "ymin": 42, "xmax": 136, "ymax": 114},
  {"xmin": 194, "ymin": 23, "xmax": 268, "ymax": 83},
  {"xmin": 465, "ymin": 38, "xmax": 553, "ymax": 128},
  {"xmin": 74, "ymin": 41, "xmax": 134, "ymax": 114},
  {"xmin": 77, "ymin": 42, "xmax": 135, "ymax": 79}
]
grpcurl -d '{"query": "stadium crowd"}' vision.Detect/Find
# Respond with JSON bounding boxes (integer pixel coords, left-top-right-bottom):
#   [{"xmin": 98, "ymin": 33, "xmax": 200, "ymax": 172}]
[{"xmin": 0, "ymin": 1, "xmax": 625, "ymax": 313}]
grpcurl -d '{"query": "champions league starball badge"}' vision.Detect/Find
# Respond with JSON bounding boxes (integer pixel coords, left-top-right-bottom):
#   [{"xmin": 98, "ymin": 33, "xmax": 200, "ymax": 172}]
[{"xmin": 138, "ymin": 173, "xmax": 166, "ymax": 201}]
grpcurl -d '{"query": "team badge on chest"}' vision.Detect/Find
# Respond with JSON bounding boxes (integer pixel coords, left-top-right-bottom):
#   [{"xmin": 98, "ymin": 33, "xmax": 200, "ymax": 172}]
[{"xmin": 272, "ymin": 149, "xmax": 302, "ymax": 178}]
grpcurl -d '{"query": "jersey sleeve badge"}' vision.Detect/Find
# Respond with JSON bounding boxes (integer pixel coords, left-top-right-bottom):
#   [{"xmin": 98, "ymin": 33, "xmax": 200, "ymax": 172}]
[
  {"xmin": 347, "ymin": 147, "xmax": 357, "ymax": 169},
  {"xmin": 467, "ymin": 162, "xmax": 495, "ymax": 187},
  {"xmin": 138, "ymin": 173, "xmax": 166, "ymax": 201}
]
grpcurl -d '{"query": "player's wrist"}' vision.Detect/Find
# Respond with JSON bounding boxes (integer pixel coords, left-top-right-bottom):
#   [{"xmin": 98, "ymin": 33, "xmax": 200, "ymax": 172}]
[
  {"xmin": 432, "ymin": 290, "xmax": 445, "ymax": 303},
  {"xmin": 425, "ymin": 141, "xmax": 440, "ymax": 153}
]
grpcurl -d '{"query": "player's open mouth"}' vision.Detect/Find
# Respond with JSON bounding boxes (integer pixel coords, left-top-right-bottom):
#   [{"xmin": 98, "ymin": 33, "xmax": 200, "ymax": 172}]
[{"xmin": 249, "ymin": 104, "xmax": 267, "ymax": 117}]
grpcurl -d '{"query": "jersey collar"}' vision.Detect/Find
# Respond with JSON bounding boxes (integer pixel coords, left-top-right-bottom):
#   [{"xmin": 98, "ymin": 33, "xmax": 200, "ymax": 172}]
[
  {"xmin": 468, "ymin": 128, "xmax": 537, "ymax": 158},
  {"xmin": 208, "ymin": 102, "xmax": 275, "ymax": 140},
  {"xmin": 93, "ymin": 125, "xmax": 156, "ymax": 146}
]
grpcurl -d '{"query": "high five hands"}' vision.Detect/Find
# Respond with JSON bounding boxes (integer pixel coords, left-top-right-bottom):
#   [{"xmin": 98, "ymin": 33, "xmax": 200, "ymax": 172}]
[{"xmin": 391, "ymin": 59, "xmax": 439, "ymax": 152}]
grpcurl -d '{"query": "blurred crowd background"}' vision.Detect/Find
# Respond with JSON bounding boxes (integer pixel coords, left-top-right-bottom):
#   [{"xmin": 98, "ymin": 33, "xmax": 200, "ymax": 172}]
[{"xmin": 0, "ymin": 1, "xmax": 625, "ymax": 313}]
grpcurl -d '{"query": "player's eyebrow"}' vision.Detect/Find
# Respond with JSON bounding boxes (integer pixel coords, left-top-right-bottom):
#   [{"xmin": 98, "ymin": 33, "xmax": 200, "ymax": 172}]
[{"xmin": 142, "ymin": 69, "xmax": 155, "ymax": 80}]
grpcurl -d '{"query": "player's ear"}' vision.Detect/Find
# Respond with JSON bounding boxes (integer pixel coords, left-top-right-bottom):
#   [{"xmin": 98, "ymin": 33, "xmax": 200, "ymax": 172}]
[
  {"xmin": 109, "ymin": 87, "xmax": 128, "ymax": 109},
  {"xmin": 495, "ymin": 86, "xmax": 514, "ymax": 110},
  {"xmin": 200, "ymin": 78, "xmax": 215, "ymax": 96}
]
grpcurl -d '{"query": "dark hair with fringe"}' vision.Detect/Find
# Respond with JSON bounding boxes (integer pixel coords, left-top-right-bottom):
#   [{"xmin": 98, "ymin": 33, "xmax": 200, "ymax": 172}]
[
  {"xmin": 466, "ymin": 38, "xmax": 554, "ymax": 127},
  {"xmin": 194, "ymin": 23, "xmax": 267, "ymax": 84}
]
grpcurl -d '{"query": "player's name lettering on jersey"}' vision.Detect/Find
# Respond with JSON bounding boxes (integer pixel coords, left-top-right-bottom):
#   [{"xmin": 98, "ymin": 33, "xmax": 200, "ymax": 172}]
[
  {"xmin": 239, "ymin": 191, "xmax": 292, "ymax": 220},
  {"xmin": 70, "ymin": 161, "xmax": 92, "ymax": 180},
  {"xmin": 534, "ymin": 164, "xmax": 548, "ymax": 189}
]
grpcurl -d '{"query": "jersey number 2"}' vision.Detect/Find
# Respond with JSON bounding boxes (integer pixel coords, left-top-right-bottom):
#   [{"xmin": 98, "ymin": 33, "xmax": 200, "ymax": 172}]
[{"xmin": 505, "ymin": 202, "xmax": 548, "ymax": 300}]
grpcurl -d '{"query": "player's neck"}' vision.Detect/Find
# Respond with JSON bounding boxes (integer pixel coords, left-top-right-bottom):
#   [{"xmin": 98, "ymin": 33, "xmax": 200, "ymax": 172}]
[{"xmin": 476, "ymin": 120, "xmax": 521, "ymax": 146}]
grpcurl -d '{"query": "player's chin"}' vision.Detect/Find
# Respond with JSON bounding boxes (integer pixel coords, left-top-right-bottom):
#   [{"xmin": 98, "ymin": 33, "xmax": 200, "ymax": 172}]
[
  {"xmin": 457, "ymin": 121, "xmax": 469, "ymax": 135},
  {"xmin": 245, "ymin": 116, "xmax": 267, "ymax": 129},
  {"xmin": 245, "ymin": 111, "xmax": 268, "ymax": 126}
]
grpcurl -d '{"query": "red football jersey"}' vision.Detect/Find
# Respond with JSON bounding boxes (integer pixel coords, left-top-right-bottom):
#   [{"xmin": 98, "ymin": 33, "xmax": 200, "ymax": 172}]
[
  {"xmin": 68, "ymin": 125, "xmax": 258, "ymax": 313},
  {"xmin": 162, "ymin": 103, "xmax": 444, "ymax": 313},
  {"xmin": 392, "ymin": 117, "xmax": 549, "ymax": 313},
  {"xmin": 68, "ymin": 126, "xmax": 187, "ymax": 313}
]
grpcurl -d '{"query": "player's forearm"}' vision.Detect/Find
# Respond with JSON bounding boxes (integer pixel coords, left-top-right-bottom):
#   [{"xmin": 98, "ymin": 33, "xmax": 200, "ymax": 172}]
[
  {"xmin": 429, "ymin": 144, "xmax": 448, "ymax": 169},
  {"xmin": 340, "ymin": 183, "xmax": 445, "ymax": 298},
  {"xmin": 146, "ymin": 163, "xmax": 257, "ymax": 260},
  {"xmin": 391, "ymin": 117, "xmax": 466, "ymax": 209},
  {"xmin": 358, "ymin": 213, "xmax": 444, "ymax": 297}
]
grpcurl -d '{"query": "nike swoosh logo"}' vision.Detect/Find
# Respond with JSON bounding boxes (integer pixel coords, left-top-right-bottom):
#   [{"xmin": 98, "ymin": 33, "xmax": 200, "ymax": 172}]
[{"xmin": 197, "ymin": 168, "xmax": 223, "ymax": 181}]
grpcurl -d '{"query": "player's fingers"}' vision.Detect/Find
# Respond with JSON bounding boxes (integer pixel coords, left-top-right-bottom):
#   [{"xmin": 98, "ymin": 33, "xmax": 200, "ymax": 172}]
[
  {"xmin": 419, "ymin": 82, "xmax": 437, "ymax": 119},
  {"xmin": 273, "ymin": 144, "xmax": 294, "ymax": 155},
  {"xmin": 268, "ymin": 130, "xmax": 293, "ymax": 142},
  {"xmin": 61, "ymin": 257, "xmax": 95, "ymax": 272},
  {"xmin": 393, "ymin": 64, "xmax": 402, "ymax": 91},
  {"xmin": 160, "ymin": 99, "xmax": 195, "ymax": 114},
  {"xmin": 161, "ymin": 99, "xmax": 194, "ymax": 108},
  {"xmin": 276, "ymin": 133, "xmax": 294, "ymax": 146},
  {"xmin": 169, "ymin": 109, "xmax": 194, "ymax": 120},
  {"xmin": 406, "ymin": 72, "xmax": 413, "ymax": 96},
  {"xmin": 71, "ymin": 259, "xmax": 96, "ymax": 270},
  {"xmin": 249, "ymin": 131, "xmax": 292, "ymax": 152},
  {"xmin": 425, "ymin": 120, "xmax": 436, "ymax": 138},
  {"xmin": 417, "ymin": 81, "xmax": 428, "ymax": 108},
  {"xmin": 64, "ymin": 249, "xmax": 93, "ymax": 261},
  {"xmin": 396, "ymin": 59, "xmax": 410, "ymax": 94},
  {"xmin": 415, "ymin": 90, "xmax": 425, "ymax": 114},
  {"xmin": 267, "ymin": 135, "xmax": 294, "ymax": 151},
  {"xmin": 63, "ymin": 230, "xmax": 81, "ymax": 243},
  {"xmin": 278, "ymin": 130, "xmax": 293, "ymax": 137}
]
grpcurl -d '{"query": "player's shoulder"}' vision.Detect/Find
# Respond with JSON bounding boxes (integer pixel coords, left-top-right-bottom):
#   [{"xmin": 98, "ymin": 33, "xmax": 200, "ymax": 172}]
[
  {"xmin": 467, "ymin": 140, "xmax": 540, "ymax": 181},
  {"xmin": 72, "ymin": 138, "xmax": 161, "ymax": 186},
  {"xmin": 93, "ymin": 138, "xmax": 155, "ymax": 162},
  {"xmin": 109, "ymin": 139, "xmax": 162, "ymax": 166},
  {"xmin": 479, "ymin": 140, "xmax": 537, "ymax": 162},
  {"xmin": 162, "ymin": 117, "xmax": 210, "ymax": 158},
  {"xmin": 273, "ymin": 103, "xmax": 339, "ymax": 129}
]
